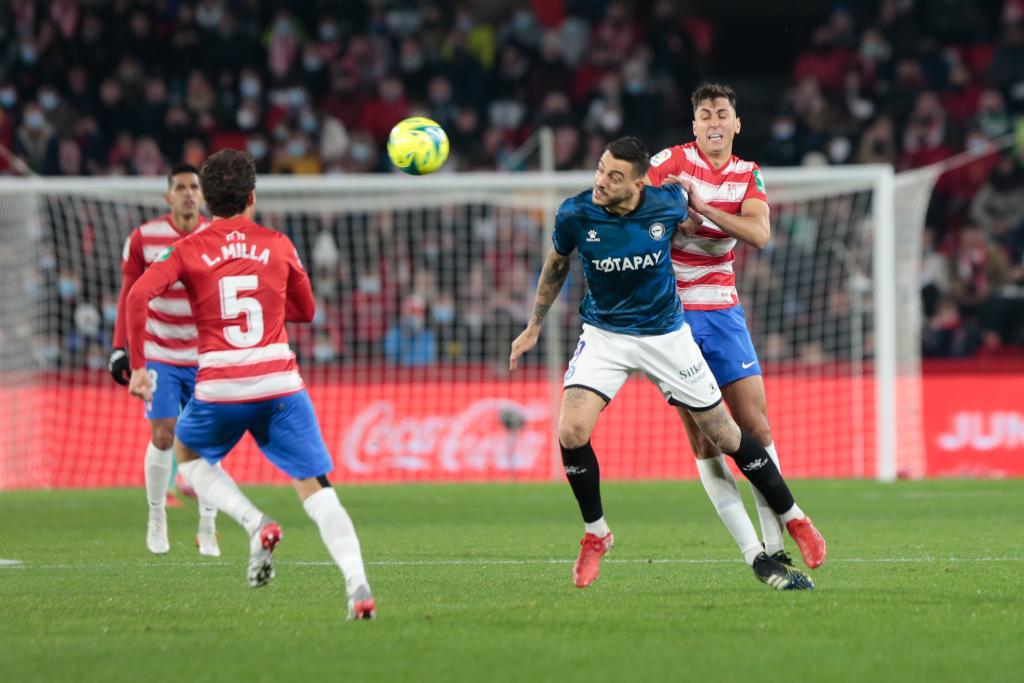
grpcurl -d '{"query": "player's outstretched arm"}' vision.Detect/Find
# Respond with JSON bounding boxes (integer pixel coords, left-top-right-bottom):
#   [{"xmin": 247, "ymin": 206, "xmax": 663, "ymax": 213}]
[
  {"xmin": 509, "ymin": 249, "xmax": 571, "ymax": 371},
  {"xmin": 109, "ymin": 233, "xmax": 146, "ymax": 385}
]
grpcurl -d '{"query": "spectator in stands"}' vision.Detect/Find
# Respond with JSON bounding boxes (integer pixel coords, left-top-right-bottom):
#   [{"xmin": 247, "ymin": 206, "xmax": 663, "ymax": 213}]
[
  {"xmin": 970, "ymin": 153, "xmax": 1024, "ymax": 258},
  {"xmin": 384, "ymin": 294, "xmax": 437, "ymax": 367},
  {"xmin": 13, "ymin": 102, "xmax": 58, "ymax": 174}
]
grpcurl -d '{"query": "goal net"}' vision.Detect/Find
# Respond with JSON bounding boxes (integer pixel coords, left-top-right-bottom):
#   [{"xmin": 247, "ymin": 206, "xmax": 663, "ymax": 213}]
[{"xmin": 0, "ymin": 166, "xmax": 935, "ymax": 488}]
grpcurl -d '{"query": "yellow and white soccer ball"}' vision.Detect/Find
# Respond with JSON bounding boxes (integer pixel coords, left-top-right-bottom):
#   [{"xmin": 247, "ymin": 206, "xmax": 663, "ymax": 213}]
[{"xmin": 386, "ymin": 117, "xmax": 450, "ymax": 175}]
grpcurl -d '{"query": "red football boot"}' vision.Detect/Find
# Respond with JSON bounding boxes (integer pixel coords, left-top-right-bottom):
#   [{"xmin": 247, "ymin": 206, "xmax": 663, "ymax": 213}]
[
  {"xmin": 573, "ymin": 532, "xmax": 614, "ymax": 588},
  {"xmin": 786, "ymin": 517, "xmax": 826, "ymax": 569}
]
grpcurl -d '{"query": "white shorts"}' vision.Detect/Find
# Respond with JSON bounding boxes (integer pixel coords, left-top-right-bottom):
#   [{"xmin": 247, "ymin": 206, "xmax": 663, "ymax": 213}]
[{"xmin": 562, "ymin": 323, "xmax": 722, "ymax": 410}]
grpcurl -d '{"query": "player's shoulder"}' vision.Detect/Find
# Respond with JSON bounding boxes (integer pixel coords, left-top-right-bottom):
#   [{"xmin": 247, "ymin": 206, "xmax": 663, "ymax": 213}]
[
  {"xmin": 556, "ymin": 190, "xmax": 591, "ymax": 221},
  {"xmin": 729, "ymin": 154, "xmax": 760, "ymax": 175},
  {"xmin": 649, "ymin": 144, "xmax": 689, "ymax": 170},
  {"xmin": 132, "ymin": 214, "xmax": 177, "ymax": 240}
]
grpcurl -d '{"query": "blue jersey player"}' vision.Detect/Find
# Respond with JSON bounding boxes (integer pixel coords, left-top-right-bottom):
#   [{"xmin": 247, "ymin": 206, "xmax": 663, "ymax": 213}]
[{"xmin": 509, "ymin": 137, "xmax": 824, "ymax": 591}]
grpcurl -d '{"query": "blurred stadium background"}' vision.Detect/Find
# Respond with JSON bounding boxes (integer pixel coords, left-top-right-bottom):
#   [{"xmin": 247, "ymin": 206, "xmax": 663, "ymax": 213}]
[
  {"xmin": 1, "ymin": 2, "xmax": 1023, "ymax": 682},
  {"xmin": 1, "ymin": 0, "xmax": 1022, "ymax": 487}
]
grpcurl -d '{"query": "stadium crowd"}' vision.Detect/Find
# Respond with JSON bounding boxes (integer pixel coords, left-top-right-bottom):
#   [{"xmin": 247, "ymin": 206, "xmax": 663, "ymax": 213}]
[{"xmin": 3, "ymin": 0, "xmax": 1023, "ymax": 366}]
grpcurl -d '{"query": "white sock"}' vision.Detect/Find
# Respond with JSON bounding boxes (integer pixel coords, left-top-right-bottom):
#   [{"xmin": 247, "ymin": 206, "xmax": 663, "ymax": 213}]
[
  {"xmin": 584, "ymin": 517, "xmax": 611, "ymax": 537},
  {"xmin": 751, "ymin": 443, "xmax": 786, "ymax": 555},
  {"xmin": 303, "ymin": 487, "xmax": 369, "ymax": 597},
  {"xmin": 696, "ymin": 456, "xmax": 763, "ymax": 565},
  {"xmin": 144, "ymin": 443, "xmax": 173, "ymax": 508},
  {"xmin": 780, "ymin": 503, "xmax": 805, "ymax": 524},
  {"xmin": 178, "ymin": 459, "xmax": 263, "ymax": 536}
]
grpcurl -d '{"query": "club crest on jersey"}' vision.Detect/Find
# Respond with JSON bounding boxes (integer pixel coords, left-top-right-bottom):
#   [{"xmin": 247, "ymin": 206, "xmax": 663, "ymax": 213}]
[
  {"xmin": 650, "ymin": 149, "xmax": 672, "ymax": 167},
  {"xmin": 226, "ymin": 230, "xmax": 246, "ymax": 241},
  {"xmin": 648, "ymin": 222, "xmax": 666, "ymax": 240},
  {"xmin": 586, "ymin": 229, "xmax": 600, "ymax": 242}
]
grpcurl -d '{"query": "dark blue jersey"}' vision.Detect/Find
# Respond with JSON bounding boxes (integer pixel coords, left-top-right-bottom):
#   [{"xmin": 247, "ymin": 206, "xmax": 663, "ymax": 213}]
[{"xmin": 552, "ymin": 185, "xmax": 688, "ymax": 336}]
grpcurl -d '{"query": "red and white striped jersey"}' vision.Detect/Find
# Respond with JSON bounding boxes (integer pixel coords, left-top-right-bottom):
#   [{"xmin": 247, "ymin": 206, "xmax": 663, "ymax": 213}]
[
  {"xmin": 647, "ymin": 141, "xmax": 769, "ymax": 310},
  {"xmin": 113, "ymin": 214, "xmax": 209, "ymax": 365},
  {"xmin": 126, "ymin": 215, "xmax": 315, "ymax": 403}
]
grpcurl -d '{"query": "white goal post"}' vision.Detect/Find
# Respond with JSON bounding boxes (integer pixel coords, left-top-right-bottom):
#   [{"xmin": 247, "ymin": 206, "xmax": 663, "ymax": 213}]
[{"xmin": 0, "ymin": 165, "xmax": 937, "ymax": 488}]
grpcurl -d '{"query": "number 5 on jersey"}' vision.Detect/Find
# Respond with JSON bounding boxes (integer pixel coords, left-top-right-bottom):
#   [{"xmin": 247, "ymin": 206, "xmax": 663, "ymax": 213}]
[{"xmin": 220, "ymin": 275, "xmax": 264, "ymax": 348}]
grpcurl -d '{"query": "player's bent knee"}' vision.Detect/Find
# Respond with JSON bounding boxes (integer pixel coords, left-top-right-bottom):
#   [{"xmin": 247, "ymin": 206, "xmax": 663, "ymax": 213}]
[
  {"xmin": 558, "ymin": 423, "xmax": 592, "ymax": 450},
  {"xmin": 151, "ymin": 430, "xmax": 174, "ymax": 451}
]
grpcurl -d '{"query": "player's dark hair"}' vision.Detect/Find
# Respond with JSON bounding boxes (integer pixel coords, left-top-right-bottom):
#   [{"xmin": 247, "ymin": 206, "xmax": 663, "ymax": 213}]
[
  {"xmin": 166, "ymin": 162, "xmax": 199, "ymax": 187},
  {"xmin": 199, "ymin": 150, "xmax": 256, "ymax": 217},
  {"xmin": 604, "ymin": 136, "xmax": 650, "ymax": 179},
  {"xmin": 691, "ymin": 83, "xmax": 737, "ymax": 112}
]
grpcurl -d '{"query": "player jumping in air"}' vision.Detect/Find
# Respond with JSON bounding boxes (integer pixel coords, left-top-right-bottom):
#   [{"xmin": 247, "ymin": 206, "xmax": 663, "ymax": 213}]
[
  {"xmin": 509, "ymin": 137, "xmax": 824, "ymax": 591},
  {"xmin": 109, "ymin": 163, "xmax": 219, "ymax": 557},
  {"xmin": 125, "ymin": 150, "xmax": 375, "ymax": 620},
  {"xmin": 647, "ymin": 83, "xmax": 825, "ymax": 579}
]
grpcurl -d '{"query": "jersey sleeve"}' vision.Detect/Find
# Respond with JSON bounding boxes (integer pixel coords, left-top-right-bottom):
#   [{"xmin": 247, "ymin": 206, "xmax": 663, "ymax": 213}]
[
  {"xmin": 125, "ymin": 245, "xmax": 184, "ymax": 369},
  {"xmin": 660, "ymin": 184, "xmax": 690, "ymax": 223},
  {"xmin": 112, "ymin": 230, "xmax": 147, "ymax": 348},
  {"xmin": 745, "ymin": 163, "xmax": 769, "ymax": 204},
  {"xmin": 646, "ymin": 147, "xmax": 680, "ymax": 187},
  {"xmin": 551, "ymin": 200, "xmax": 577, "ymax": 256},
  {"xmin": 284, "ymin": 237, "xmax": 316, "ymax": 323}
]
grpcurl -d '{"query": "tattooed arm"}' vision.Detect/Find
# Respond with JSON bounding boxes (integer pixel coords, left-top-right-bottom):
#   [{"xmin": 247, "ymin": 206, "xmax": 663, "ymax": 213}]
[{"xmin": 509, "ymin": 249, "xmax": 571, "ymax": 371}]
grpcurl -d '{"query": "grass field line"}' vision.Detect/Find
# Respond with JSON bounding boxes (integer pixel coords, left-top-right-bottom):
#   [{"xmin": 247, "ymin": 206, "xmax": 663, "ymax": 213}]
[{"xmin": 2, "ymin": 555, "xmax": 1022, "ymax": 570}]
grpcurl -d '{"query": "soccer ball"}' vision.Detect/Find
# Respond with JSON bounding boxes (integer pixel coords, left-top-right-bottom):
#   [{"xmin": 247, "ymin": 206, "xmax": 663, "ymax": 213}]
[{"xmin": 386, "ymin": 117, "xmax": 450, "ymax": 175}]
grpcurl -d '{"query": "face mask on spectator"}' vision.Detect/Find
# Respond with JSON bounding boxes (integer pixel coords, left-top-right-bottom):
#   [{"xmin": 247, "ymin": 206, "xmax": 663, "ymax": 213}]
[
  {"xmin": 401, "ymin": 52, "xmax": 424, "ymax": 72},
  {"xmin": 247, "ymin": 139, "xmax": 268, "ymax": 159},
  {"xmin": 828, "ymin": 137, "xmax": 852, "ymax": 163},
  {"xmin": 39, "ymin": 252, "xmax": 56, "ymax": 272},
  {"xmin": 312, "ymin": 306, "xmax": 326, "ymax": 326},
  {"xmin": 20, "ymin": 45, "xmax": 37, "ymax": 64},
  {"xmin": 287, "ymin": 140, "xmax": 308, "ymax": 157},
  {"xmin": 319, "ymin": 23, "xmax": 339, "ymax": 41},
  {"xmin": 313, "ymin": 341, "xmax": 334, "ymax": 362},
  {"xmin": 289, "ymin": 88, "xmax": 307, "ymax": 108},
  {"xmin": 772, "ymin": 122, "xmax": 795, "ymax": 140},
  {"xmin": 303, "ymin": 54, "xmax": 323, "ymax": 71},
  {"xmin": 0, "ymin": 88, "xmax": 17, "ymax": 108},
  {"xmin": 300, "ymin": 112, "xmax": 318, "ymax": 133},
  {"xmin": 86, "ymin": 353, "xmax": 106, "ymax": 370},
  {"xmin": 240, "ymin": 77, "xmax": 261, "ymax": 99},
  {"xmin": 39, "ymin": 91, "xmax": 59, "ymax": 111},
  {"xmin": 358, "ymin": 276, "xmax": 381, "ymax": 294},
  {"xmin": 25, "ymin": 111, "xmax": 46, "ymax": 130},
  {"xmin": 103, "ymin": 303, "xmax": 118, "ymax": 324},
  {"xmin": 432, "ymin": 304, "xmax": 455, "ymax": 324},
  {"xmin": 860, "ymin": 42, "xmax": 888, "ymax": 60},
  {"xmin": 599, "ymin": 110, "xmax": 622, "ymax": 133},
  {"xmin": 351, "ymin": 143, "xmax": 372, "ymax": 162},
  {"xmin": 237, "ymin": 109, "xmax": 257, "ymax": 130},
  {"xmin": 58, "ymin": 277, "xmax": 78, "ymax": 299},
  {"xmin": 967, "ymin": 136, "xmax": 990, "ymax": 156}
]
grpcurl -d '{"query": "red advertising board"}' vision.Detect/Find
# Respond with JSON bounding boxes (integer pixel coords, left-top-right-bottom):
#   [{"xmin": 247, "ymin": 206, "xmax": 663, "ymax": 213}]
[
  {"xmin": 0, "ymin": 371, "xmax": 1020, "ymax": 488},
  {"xmin": 922, "ymin": 374, "xmax": 1024, "ymax": 477}
]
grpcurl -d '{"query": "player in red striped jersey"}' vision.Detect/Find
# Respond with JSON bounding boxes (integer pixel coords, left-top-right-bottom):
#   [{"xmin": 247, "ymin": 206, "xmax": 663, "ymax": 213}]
[
  {"xmin": 108, "ymin": 163, "xmax": 220, "ymax": 557},
  {"xmin": 648, "ymin": 84, "xmax": 826, "ymax": 577},
  {"xmin": 125, "ymin": 150, "xmax": 375, "ymax": 619}
]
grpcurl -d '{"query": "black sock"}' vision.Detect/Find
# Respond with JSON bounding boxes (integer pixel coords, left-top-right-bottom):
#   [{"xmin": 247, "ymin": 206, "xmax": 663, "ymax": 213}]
[
  {"xmin": 560, "ymin": 441, "xmax": 603, "ymax": 523},
  {"xmin": 724, "ymin": 432, "xmax": 795, "ymax": 516}
]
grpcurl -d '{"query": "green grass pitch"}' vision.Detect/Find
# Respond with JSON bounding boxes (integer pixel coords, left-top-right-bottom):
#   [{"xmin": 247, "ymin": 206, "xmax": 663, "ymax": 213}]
[{"xmin": 1, "ymin": 479, "xmax": 1021, "ymax": 682}]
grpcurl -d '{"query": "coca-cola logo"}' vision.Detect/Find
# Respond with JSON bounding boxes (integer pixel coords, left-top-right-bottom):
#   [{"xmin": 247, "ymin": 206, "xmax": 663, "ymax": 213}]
[
  {"xmin": 937, "ymin": 411, "xmax": 1024, "ymax": 451},
  {"xmin": 342, "ymin": 398, "xmax": 550, "ymax": 473}
]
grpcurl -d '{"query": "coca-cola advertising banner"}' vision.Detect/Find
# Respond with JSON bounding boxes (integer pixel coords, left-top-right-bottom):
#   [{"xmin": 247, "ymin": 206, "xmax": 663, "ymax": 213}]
[{"xmin": 1, "ymin": 373, "xmax": 1021, "ymax": 488}]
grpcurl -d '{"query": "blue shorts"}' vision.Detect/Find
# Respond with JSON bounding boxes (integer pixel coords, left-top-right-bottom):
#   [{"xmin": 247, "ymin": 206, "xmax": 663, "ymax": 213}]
[
  {"xmin": 684, "ymin": 305, "xmax": 762, "ymax": 388},
  {"xmin": 175, "ymin": 390, "xmax": 334, "ymax": 480},
  {"xmin": 145, "ymin": 361, "xmax": 197, "ymax": 420}
]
